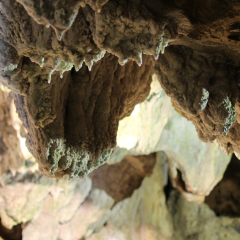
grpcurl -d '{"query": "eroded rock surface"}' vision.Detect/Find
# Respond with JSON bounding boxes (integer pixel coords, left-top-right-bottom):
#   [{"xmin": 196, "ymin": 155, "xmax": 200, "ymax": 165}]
[
  {"xmin": 168, "ymin": 190, "xmax": 240, "ymax": 240},
  {"xmin": 0, "ymin": 153, "xmax": 156, "ymax": 239},
  {"xmin": 0, "ymin": 168, "xmax": 92, "ymax": 230},
  {"xmin": 155, "ymin": 44, "xmax": 240, "ymax": 159},
  {"xmin": 0, "ymin": 0, "xmax": 239, "ymax": 178},
  {"xmin": 14, "ymin": 53, "xmax": 153, "ymax": 179},
  {"xmin": 1, "ymin": 151, "xmax": 239, "ymax": 240},
  {"xmin": 0, "ymin": 0, "xmax": 173, "ymax": 177}
]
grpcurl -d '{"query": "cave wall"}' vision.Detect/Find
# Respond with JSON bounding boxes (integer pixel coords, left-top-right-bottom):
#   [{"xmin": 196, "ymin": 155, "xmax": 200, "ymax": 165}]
[{"xmin": 0, "ymin": 0, "xmax": 239, "ymax": 178}]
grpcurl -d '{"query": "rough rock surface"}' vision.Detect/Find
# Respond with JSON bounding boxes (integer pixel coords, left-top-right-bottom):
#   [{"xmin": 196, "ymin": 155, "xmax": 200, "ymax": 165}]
[
  {"xmin": 155, "ymin": 45, "xmax": 240, "ymax": 159},
  {"xmin": 87, "ymin": 151, "xmax": 173, "ymax": 240},
  {"xmin": 0, "ymin": 167, "xmax": 92, "ymax": 230},
  {"xmin": 1, "ymin": 152, "xmax": 240, "ymax": 240},
  {"xmin": 113, "ymin": 77, "xmax": 231, "ymax": 202},
  {"xmin": 0, "ymin": 0, "xmax": 239, "ymax": 177},
  {"xmin": 0, "ymin": 0, "xmax": 159, "ymax": 177},
  {"xmin": 0, "ymin": 87, "xmax": 25, "ymax": 176},
  {"xmin": 0, "ymin": 153, "xmax": 156, "ymax": 239},
  {"xmin": 1, "ymin": 1, "xmax": 240, "ymax": 239},
  {"xmin": 14, "ymin": 53, "xmax": 153, "ymax": 179},
  {"xmin": 169, "ymin": 190, "xmax": 240, "ymax": 240}
]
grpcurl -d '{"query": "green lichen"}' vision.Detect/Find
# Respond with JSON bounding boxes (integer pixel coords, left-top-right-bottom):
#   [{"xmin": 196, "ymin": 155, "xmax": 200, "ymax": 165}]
[
  {"xmin": 146, "ymin": 92, "xmax": 160, "ymax": 102},
  {"xmin": 155, "ymin": 29, "xmax": 170, "ymax": 60},
  {"xmin": 40, "ymin": 58, "xmax": 45, "ymax": 67},
  {"xmin": 48, "ymin": 59, "xmax": 61, "ymax": 83},
  {"xmin": 3, "ymin": 63, "xmax": 18, "ymax": 72},
  {"xmin": 58, "ymin": 60, "xmax": 74, "ymax": 78},
  {"xmin": 223, "ymin": 97, "xmax": 236, "ymax": 135},
  {"xmin": 84, "ymin": 50, "xmax": 106, "ymax": 71},
  {"xmin": 199, "ymin": 88, "xmax": 209, "ymax": 111},
  {"xmin": 47, "ymin": 139, "xmax": 66, "ymax": 175},
  {"xmin": 66, "ymin": 147, "xmax": 90, "ymax": 178},
  {"xmin": 46, "ymin": 138, "xmax": 113, "ymax": 178}
]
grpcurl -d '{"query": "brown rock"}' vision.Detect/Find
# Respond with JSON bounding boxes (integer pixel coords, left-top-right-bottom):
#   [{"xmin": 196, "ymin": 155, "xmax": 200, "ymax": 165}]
[
  {"xmin": 0, "ymin": 0, "xmax": 240, "ymax": 179},
  {"xmin": 14, "ymin": 54, "xmax": 153, "ymax": 178},
  {"xmin": 90, "ymin": 153, "xmax": 156, "ymax": 203},
  {"xmin": 155, "ymin": 44, "xmax": 240, "ymax": 159},
  {"xmin": 0, "ymin": 219, "xmax": 22, "ymax": 240}
]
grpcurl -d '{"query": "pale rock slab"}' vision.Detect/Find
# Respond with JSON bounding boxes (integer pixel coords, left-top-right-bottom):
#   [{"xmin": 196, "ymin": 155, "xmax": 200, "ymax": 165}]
[
  {"xmin": 87, "ymin": 152, "xmax": 173, "ymax": 240},
  {"xmin": 114, "ymin": 76, "xmax": 232, "ymax": 202},
  {"xmin": 0, "ymin": 170, "xmax": 91, "ymax": 232},
  {"xmin": 169, "ymin": 190, "xmax": 240, "ymax": 240}
]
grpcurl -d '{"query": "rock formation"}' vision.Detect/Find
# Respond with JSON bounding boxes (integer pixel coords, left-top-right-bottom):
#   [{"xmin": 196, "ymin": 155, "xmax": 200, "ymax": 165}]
[
  {"xmin": 114, "ymin": 77, "xmax": 232, "ymax": 202},
  {"xmin": 0, "ymin": 151, "xmax": 240, "ymax": 240},
  {"xmin": 0, "ymin": 86, "xmax": 25, "ymax": 176},
  {"xmin": 0, "ymin": 0, "xmax": 239, "ymax": 178},
  {"xmin": 205, "ymin": 153, "xmax": 240, "ymax": 217},
  {"xmin": 1, "ymin": 1, "xmax": 240, "ymax": 239},
  {"xmin": 14, "ymin": 53, "xmax": 153, "ymax": 179}
]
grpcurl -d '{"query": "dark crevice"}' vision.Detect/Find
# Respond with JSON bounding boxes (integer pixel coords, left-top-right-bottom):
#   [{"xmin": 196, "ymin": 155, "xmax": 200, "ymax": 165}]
[
  {"xmin": 228, "ymin": 34, "xmax": 240, "ymax": 41},
  {"xmin": 164, "ymin": 176, "xmax": 174, "ymax": 202},
  {"xmin": 205, "ymin": 153, "xmax": 240, "ymax": 217},
  {"xmin": 0, "ymin": 138, "xmax": 8, "ymax": 155},
  {"xmin": 0, "ymin": 219, "xmax": 22, "ymax": 240},
  {"xmin": 176, "ymin": 169, "xmax": 188, "ymax": 192}
]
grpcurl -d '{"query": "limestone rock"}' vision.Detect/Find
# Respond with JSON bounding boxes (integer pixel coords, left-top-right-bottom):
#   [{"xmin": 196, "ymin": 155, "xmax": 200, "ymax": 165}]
[
  {"xmin": 0, "ymin": 87, "xmax": 25, "ymax": 176},
  {"xmin": 114, "ymin": 77, "xmax": 232, "ymax": 202},
  {"xmin": 14, "ymin": 53, "xmax": 153, "ymax": 179},
  {"xmin": 0, "ymin": 153, "xmax": 155, "ymax": 239},
  {"xmin": 90, "ymin": 153, "xmax": 156, "ymax": 203},
  {"xmin": 58, "ymin": 189, "xmax": 114, "ymax": 240},
  {"xmin": 84, "ymin": 0, "xmax": 169, "ymax": 64},
  {"xmin": 87, "ymin": 151, "xmax": 173, "ymax": 240},
  {"xmin": 0, "ymin": 169, "xmax": 92, "ymax": 229},
  {"xmin": 169, "ymin": 190, "xmax": 240, "ymax": 240},
  {"xmin": 0, "ymin": 0, "xmax": 239, "ymax": 179},
  {"xmin": 0, "ymin": 151, "xmax": 239, "ymax": 240},
  {"xmin": 154, "ymin": 45, "xmax": 240, "ymax": 158}
]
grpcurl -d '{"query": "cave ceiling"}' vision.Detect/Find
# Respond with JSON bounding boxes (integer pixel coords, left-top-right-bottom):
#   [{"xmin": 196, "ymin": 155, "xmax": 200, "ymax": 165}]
[{"xmin": 0, "ymin": 0, "xmax": 239, "ymax": 178}]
